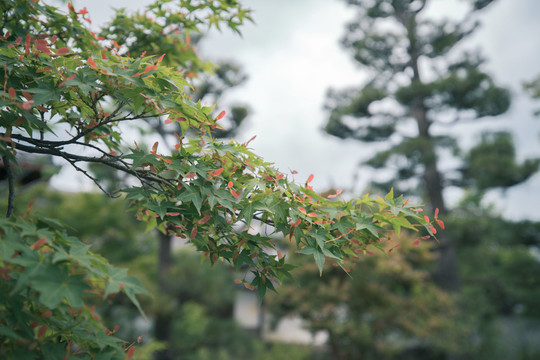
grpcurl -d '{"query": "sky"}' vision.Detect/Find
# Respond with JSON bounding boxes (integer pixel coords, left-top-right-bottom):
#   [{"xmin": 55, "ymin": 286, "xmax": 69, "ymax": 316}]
[{"xmin": 60, "ymin": 0, "xmax": 540, "ymax": 220}]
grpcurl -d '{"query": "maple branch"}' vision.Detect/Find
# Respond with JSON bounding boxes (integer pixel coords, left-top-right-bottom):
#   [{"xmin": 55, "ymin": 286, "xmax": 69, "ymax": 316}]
[{"xmin": 8, "ymin": 141, "xmax": 173, "ymax": 194}]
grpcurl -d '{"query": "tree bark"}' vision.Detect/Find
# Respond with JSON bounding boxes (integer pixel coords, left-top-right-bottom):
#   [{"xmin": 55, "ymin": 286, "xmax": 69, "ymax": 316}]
[
  {"xmin": 406, "ymin": 12, "xmax": 461, "ymax": 292},
  {"xmin": 154, "ymin": 231, "xmax": 173, "ymax": 360}
]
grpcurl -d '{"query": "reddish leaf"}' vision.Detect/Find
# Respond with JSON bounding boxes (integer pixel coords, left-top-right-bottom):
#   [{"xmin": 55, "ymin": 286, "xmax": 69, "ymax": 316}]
[
  {"xmin": 37, "ymin": 324, "xmax": 47, "ymax": 338},
  {"xmin": 424, "ymin": 215, "xmax": 430, "ymax": 223},
  {"xmin": 8, "ymin": 87, "xmax": 15, "ymax": 99},
  {"xmin": 297, "ymin": 206, "xmax": 306, "ymax": 214},
  {"xmin": 429, "ymin": 225, "xmax": 437, "ymax": 234},
  {"xmin": 60, "ymin": 74, "xmax": 76, "ymax": 87},
  {"xmin": 234, "ymin": 279, "xmax": 242, "ymax": 284},
  {"xmin": 243, "ymin": 282, "xmax": 254, "ymax": 291},
  {"xmin": 163, "ymin": 158, "xmax": 172, "ymax": 164},
  {"xmin": 387, "ymin": 243, "xmax": 401, "ymax": 253},
  {"xmin": 36, "ymin": 42, "xmax": 53, "ymax": 55},
  {"xmin": 436, "ymin": 219, "xmax": 445, "ymax": 229},
  {"xmin": 87, "ymin": 57, "xmax": 97, "ymax": 70},
  {"xmin": 164, "ymin": 118, "xmax": 174, "ymax": 125},
  {"xmin": 327, "ymin": 189, "xmax": 343, "ymax": 198},
  {"xmin": 213, "ymin": 168, "xmax": 224, "ymax": 176},
  {"xmin": 230, "ymin": 189, "xmax": 239, "ymax": 198},
  {"xmin": 190, "ymin": 226, "xmax": 198, "ymax": 240},
  {"xmin": 125, "ymin": 346, "xmax": 136, "ymax": 360},
  {"xmin": 198, "ymin": 215, "xmax": 211, "ymax": 225},
  {"xmin": 228, "ymin": 181, "xmax": 233, "ymax": 188},
  {"xmin": 307, "ymin": 212, "xmax": 317, "ymax": 217},
  {"xmin": 25, "ymin": 34, "xmax": 31, "ymax": 52},
  {"xmin": 142, "ymin": 65, "xmax": 156, "ymax": 75},
  {"xmin": 184, "ymin": 173, "xmax": 196, "ymax": 179},
  {"xmin": 157, "ymin": 53, "xmax": 166, "ymax": 63},
  {"xmin": 166, "ymin": 212, "xmax": 180, "ymax": 216},
  {"xmin": 434, "ymin": 208, "xmax": 440, "ymax": 219},
  {"xmin": 412, "ymin": 240, "xmax": 421, "ymax": 247},
  {"xmin": 151, "ymin": 141, "xmax": 158, "ymax": 153},
  {"xmin": 30, "ymin": 237, "xmax": 46, "ymax": 250},
  {"xmin": 55, "ymin": 47, "xmax": 70, "ymax": 55},
  {"xmin": 215, "ymin": 110, "xmax": 226, "ymax": 120},
  {"xmin": 245, "ymin": 135, "xmax": 256, "ymax": 146},
  {"xmin": 306, "ymin": 174, "xmax": 314, "ymax": 184}
]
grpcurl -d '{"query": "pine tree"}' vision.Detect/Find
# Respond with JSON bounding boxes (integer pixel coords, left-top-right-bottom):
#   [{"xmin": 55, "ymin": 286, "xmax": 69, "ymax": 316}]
[{"xmin": 324, "ymin": 0, "xmax": 537, "ymax": 290}]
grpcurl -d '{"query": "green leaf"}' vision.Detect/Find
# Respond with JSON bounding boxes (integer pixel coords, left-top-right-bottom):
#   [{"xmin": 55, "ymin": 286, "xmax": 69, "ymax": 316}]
[
  {"xmin": 104, "ymin": 265, "xmax": 150, "ymax": 318},
  {"xmin": 313, "ymin": 249, "xmax": 325, "ymax": 276},
  {"xmin": 32, "ymin": 266, "xmax": 90, "ymax": 309},
  {"xmin": 0, "ymin": 325, "xmax": 24, "ymax": 341}
]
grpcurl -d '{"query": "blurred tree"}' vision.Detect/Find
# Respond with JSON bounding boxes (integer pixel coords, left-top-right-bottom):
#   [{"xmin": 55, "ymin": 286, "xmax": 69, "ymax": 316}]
[
  {"xmin": 322, "ymin": 1, "xmax": 540, "ymax": 358},
  {"xmin": 524, "ymin": 73, "xmax": 540, "ymax": 116},
  {"xmin": 268, "ymin": 239, "xmax": 465, "ymax": 360},
  {"xmin": 323, "ymin": 0, "xmax": 538, "ymax": 291}
]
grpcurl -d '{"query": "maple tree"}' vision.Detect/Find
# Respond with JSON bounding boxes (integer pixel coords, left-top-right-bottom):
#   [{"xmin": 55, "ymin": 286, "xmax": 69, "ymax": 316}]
[{"xmin": 1, "ymin": 1, "xmax": 438, "ymax": 358}]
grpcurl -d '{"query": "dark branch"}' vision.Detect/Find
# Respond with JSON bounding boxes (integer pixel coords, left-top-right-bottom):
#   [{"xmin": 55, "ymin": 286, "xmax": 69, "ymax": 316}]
[{"xmin": 8, "ymin": 141, "xmax": 173, "ymax": 192}]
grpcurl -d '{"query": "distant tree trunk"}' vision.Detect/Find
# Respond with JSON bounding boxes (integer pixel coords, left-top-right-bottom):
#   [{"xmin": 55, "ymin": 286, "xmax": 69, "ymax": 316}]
[
  {"xmin": 154, "ymin": 231, "xmax": 172, "ymax": 360},
  {"xmin": 407, "ymin": 15, "xmax": 460, "ymax": 292}
]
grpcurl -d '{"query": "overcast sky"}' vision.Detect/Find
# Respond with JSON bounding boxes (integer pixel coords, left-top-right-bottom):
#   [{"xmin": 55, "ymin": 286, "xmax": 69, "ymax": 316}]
[{"xmin": 62, "ymin": 0, "xmax": 540, "ymax": 220}]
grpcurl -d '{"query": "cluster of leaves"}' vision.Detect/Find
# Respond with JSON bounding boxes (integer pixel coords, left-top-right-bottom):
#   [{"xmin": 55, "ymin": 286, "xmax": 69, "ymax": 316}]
[
  {"xmin": 1, "ymin": 0, "xmax": 437, "ymax": 356},
  {"xmin": 0, "ymin": 212, "xmax": 148, "ymax": 359},
  {"xmin": 126, "ymin": 138, "xmax": 442, "ymax": 299}
]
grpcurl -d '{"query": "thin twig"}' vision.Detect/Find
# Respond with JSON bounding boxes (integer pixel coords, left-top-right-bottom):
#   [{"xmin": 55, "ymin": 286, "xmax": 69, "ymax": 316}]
[
  {"xmin": 61, "ymin": 156, "xmax": 117, "ymax": 197},
  {"xmin": 2, "ymin": 155, "xmax": 15, "ymax": 218}
]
